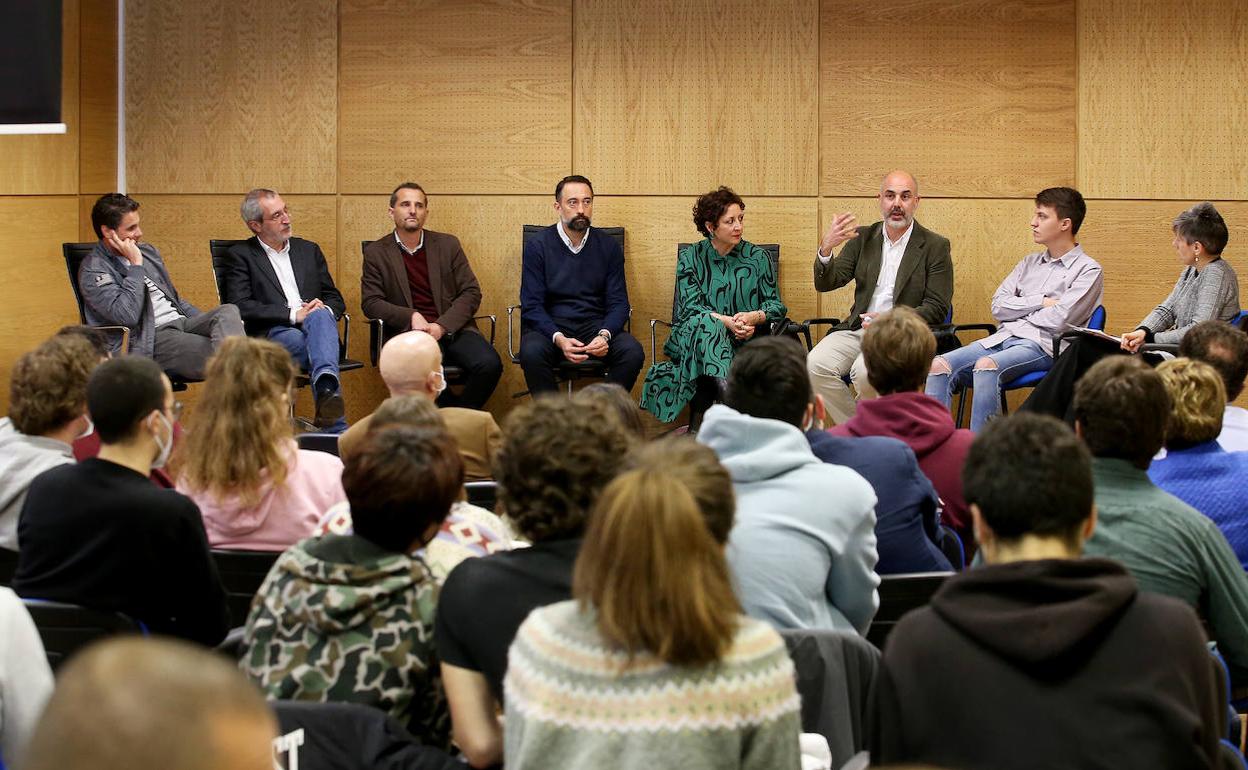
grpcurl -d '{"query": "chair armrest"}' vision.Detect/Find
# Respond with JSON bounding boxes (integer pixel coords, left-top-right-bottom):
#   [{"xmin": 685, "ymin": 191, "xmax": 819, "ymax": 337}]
[
  {"xmin": 368, "ymin": 318, "xmax": 384, "ymax": 367},
  {"xmin": 797, "ymin": 317, "xmax": 842, "ymax": 351},
  {"xmin": 336, "ymin": 313, "xmax": 351, "ymax": 360},
  {"xmin": 474, "ymin": 314, "xmax": 497, "ymax": 346},
  {"xmin": 95, "ymin": 325, "xmax": 130, "ymax": 355},
  {"xmin": 649, "ymin": 318, "xmax": 673, "ymax": 363},
  {"xmin": 506, "ymin": 305, "xmax": 521, "ymax": 363},
  {"xmin": 1140, "ymin": 342, "xmax": 1180, "ymax": 356}
]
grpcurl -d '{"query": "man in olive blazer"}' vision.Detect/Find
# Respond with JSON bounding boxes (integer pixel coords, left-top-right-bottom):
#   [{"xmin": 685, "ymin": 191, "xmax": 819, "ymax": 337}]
[
  {"xmin": 361, "ymin": 183, "xmax": 503, "ymax": 409},
  {"xmin": 809, "ymin": 171, "xmax": 953, "ymax": 424}
]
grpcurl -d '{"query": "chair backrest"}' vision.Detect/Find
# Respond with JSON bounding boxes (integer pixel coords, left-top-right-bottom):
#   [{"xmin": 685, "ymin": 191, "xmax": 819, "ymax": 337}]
[
  {"xmin": 62, "ymin": 242, "xmax": 98, "ymax": 322},
  {"xmin": 464, "ymin": 480, "xmax": 497, "ymax": 511},
  {"xmin": 296, "ymin": 432, "xmax": 340, "ymax": 456},
  {"xmin": 0, "ymin": 548, "xmax": 16, "ymax": 586},
  {"xmin": 780, "ymin": 628, "xmax": 879, "ymax": 768},
  {"xmin": 865, "ymin": 571, "xmax": 952, "ymax": 649},
  {"xmin": 211, "ymin": 549, "xmax": 281, "ymax": 626},
  {"xmin": 1088, "ymin": 304, "xmax": 1107, "ymax": 331},
  {"xmin": 522, "ymin": 223, "xmax": 625, "ymax": 255},
  {"xmin": 22, "ymin": 599, "xmax": 144, "ymax": 670},
  {"xmin": 672, "ymin": 243, "xmax": 781, "ymax": 323},
  {"xmin": 208, "ymin": 239, "xmax": 247, "ymax": 304}
]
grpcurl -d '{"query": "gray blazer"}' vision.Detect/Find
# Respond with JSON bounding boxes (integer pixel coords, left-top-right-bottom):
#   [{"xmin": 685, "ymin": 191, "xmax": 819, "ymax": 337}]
[
  {"xmin": 79, "ymin": 241, "xmax": 200, "ymax": 358},
  {"xmin": 813, "ymin": 220, "xmax": 953, "ymax": 330},
  {"xmin": 1139, "ymin": 258, "xmax": 1240, "ymax": 345}
]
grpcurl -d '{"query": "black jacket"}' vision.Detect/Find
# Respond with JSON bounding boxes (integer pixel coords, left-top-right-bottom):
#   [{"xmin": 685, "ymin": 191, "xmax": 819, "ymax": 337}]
[
  {"xmin": 222, "ymin": 236, "xmax": 346, "ymax": 336},
  {"xmin": 870, "ymin": 558, "xmax": 1222, "ymax": 769}
]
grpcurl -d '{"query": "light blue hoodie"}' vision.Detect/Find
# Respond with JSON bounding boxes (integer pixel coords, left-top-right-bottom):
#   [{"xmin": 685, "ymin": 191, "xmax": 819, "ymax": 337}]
[{"xmin": 697, "ymin": 405, "xmax": 880, "ymax": 635}]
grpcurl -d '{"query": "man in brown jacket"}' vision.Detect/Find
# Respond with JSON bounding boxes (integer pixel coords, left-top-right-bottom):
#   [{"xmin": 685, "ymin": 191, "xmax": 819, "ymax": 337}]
[{"xmin": 361, "ymin": 182, "xmax": 502, "ymax": 408}]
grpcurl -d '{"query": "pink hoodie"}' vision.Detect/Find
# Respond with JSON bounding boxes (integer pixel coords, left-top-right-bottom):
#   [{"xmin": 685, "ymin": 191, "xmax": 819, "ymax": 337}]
[
  {"xmin": 179, "ymin": 441, "xmax": 346, "ymax": 551},
  {"xmin": 829, "ymin": 391, "xmax": 974, "ymax": 537}
]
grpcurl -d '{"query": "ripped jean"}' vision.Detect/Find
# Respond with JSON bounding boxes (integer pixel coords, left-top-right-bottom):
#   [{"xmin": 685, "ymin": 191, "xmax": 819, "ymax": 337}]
[{"xmin": 925, "ymin": 337, "xmax": 1051, "ymax": 433}]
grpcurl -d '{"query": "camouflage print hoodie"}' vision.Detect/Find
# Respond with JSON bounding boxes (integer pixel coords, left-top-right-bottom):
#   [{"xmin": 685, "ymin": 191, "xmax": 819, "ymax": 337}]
[{"xmin": 240, "ymin": 533, "xmax": 450, "ymax": 749}]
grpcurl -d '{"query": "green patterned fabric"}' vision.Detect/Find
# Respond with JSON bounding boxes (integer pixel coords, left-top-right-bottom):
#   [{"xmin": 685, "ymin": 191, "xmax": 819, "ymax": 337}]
[
  {"xmin": 239, "ymin": 533, "xmax": 450, "ymax": 749},
  {"xmin": 641, "ymin": 239, "xmax": 785, "ymax": 422}
]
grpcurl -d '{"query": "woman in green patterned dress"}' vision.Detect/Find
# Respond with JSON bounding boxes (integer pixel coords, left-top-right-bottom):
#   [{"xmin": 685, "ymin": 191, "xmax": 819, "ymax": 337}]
[{"xmin": 640, "ymin": 187, "xmax": 786, "ymax": 424}]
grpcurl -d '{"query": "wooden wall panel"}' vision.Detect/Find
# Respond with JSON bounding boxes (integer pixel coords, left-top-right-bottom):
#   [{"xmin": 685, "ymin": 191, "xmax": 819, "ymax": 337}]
[
  {"xmin": 0, "ymin": 197, "xmax": 83, "ymax": 412},
  {"xmin": 1078, "ymin": 1, "xmax": 1248, "ymax": 200},
  {"xmin": 124, "ymin": 0, "xmax": 337, "ymax": 194},
  {"xmin": 820, "ymin": 0, "xmax": 1075, "ymax": 198},
  {"xmin": 338, "ymin": 195, "xmax": 553, "ymax": 421},
  {"xmin": 1078, "ymin": 201, "xmax": 1248, "ymax": 333},
  {"xmin": 338, "ymin": 0, "xmax": 571, "ymax": 195},
  {"xmin": 79, "ymin": 0, "xmax": 117, "ymax": 194},
  {"xmin": 0, "ymin": 0, "xmax": 80, "ymax": 195},
  {"xmin": 574, "ymin": 0, "xmax": 818, "ymax": 196}
]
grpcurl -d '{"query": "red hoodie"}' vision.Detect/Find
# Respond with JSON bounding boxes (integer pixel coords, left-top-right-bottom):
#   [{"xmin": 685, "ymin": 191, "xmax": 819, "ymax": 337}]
[{"xmin": 829, "ymin": 391, "xmax": 974, "ymax": 539}]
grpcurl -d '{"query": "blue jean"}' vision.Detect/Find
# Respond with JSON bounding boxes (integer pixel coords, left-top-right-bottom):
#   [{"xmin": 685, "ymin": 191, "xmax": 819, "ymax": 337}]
[
  {"xmin": 267, "ymin": 308, "xmax": 345, "ymax": 430},
  {"xmin": 925, "ymin": 337, "xmax": 1051, "ymax": 433}
]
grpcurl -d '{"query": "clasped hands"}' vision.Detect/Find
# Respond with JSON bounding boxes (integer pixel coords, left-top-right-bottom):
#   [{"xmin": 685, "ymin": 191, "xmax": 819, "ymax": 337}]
[
  {"xmin": 295, "ymin": 299, "xmax": 328, "ymax": 323},
  {"xmin": 717, "ymin": 310, "xmax": 765, "ymax": 341},
  {"xmin": 410, "ymin": 312, "xmax": 446, "ymax": 341},
  {"xmin": 555, "ymin": 331, "xmax": 609, "ymax": 363}
]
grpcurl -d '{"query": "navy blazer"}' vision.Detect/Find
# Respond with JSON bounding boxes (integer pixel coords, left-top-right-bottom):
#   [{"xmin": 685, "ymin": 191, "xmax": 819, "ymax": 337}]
[
  {"xmin": 806, "ymin": 430, "xmax": 951, "ymax": 574},
  {"xmin": 222, "ymin": 236, "xmax": 346, "ymax": 336}
]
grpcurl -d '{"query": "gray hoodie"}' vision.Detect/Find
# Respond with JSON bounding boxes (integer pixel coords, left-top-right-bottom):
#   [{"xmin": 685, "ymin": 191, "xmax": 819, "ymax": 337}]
[
  {"xmin": 0, "ymin": 418, "xmax": 74, "ymax": 551},
  {"xmin": 697, "ymin": 405, "xmax": 880, "ymax": 635}
]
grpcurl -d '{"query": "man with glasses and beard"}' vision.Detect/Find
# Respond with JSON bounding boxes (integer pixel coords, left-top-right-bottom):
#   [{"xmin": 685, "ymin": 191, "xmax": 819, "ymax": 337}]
[{"xmin": 517, "ymin": 175, "xmax": 644, "ymax": 396}]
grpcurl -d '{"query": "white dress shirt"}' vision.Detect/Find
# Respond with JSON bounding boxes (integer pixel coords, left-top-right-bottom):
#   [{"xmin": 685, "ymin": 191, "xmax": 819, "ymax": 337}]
[
  {"xmin": 258, "ymin": 238, "xmax": 307, "ymax": 325},
  {"xmin": 866, "ymin": 222, "xmax": 914, "ymax": 314},
  {"xmin": 556, "ymin": 220, "xmax": 590, "ymax": 255}
]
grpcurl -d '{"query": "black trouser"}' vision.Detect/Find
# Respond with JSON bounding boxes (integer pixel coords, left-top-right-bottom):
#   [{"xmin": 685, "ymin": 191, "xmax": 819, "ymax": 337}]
[
  {"xmin": 438, "ymin": 329, "xmax": 504, "ymax": 409},
  {"xmin": 518, "ymin": 323, "xmax": 645, "ymax": 395},
  {"xmin": 1020, "ymin": 336, "xmax": 1165, "ymax": 423}
]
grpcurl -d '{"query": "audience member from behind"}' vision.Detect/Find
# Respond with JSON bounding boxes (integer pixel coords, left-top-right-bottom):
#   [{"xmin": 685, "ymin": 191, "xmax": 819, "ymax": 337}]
[
  {"xmin": 13, "ymin": 357, "xmax": 229, "ymax": 644},
  {"xmin": 435, "ymin": 398, "xmax": 635, "ymax": 768},
  {"xmin": 574, "ymin": 381, "xmax": 647, "ymax": 439},
  {"xmin": 1180, "ymin": 318, "xmax": 1248, "ymax": 451},
  {"xmin": 339, "ymin": 330, "xmax": 500, "ymax": 479},
  {"xmin": 0, "ymin": 334, "xmax": 98, "ymax": 551},
  {"xmin": 831, "ymin": 306, "xmax": 975, "ymax": 542},
  {"xmin": 314, "ymin": 394, "xmax": 515, "ymax": 581},
  {"xmin": 1076, "ymin": 356, "xmax": 1248, "ymax": 687},
  {"xmin": 506, "ymin": 439, "xmax": 801, "ymax": 769},
  {"xmin": 24, "ymin": 637, "xmax": 276, "ymax": 770},
  {"xmin": 698, "ymin": 336, "xmax": 880, "ymax": 634},
  {"xmin": 175, "ymin": 337, "xmax": 346, "ymax": 551},
  {"xmin": 0, "ymin": 587, "xmax": 53, "ymax": 768},
  {"xmin": 1151, "ymin": 358, "xmax": 1248, "ymax": 570},
  {"xmin": 242, "ymin": 424, "xmax": 462, "ymax": 748},
  {"xmin": 871, "ymin": 413, "xmax": 1223, "ymax": 769}
]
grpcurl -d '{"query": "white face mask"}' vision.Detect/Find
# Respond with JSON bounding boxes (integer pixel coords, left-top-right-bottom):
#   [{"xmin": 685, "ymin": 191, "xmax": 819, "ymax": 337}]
[
  {"xmin": 77, "ymin": 415, "xmax": 95, "ymax": 441},
  {"xmin": 432, "ymin": 366, "xmax": 447, "ymax": 395},
  {"xmin": 150, "ymin": 411, "xmax": 174, "ymax": 469}
]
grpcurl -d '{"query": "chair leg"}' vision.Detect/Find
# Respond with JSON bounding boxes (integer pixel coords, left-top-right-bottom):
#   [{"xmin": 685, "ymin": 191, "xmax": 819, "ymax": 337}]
[{"xmin": 955, "ymin": 386, "xmax": 968, "ymax": 428}]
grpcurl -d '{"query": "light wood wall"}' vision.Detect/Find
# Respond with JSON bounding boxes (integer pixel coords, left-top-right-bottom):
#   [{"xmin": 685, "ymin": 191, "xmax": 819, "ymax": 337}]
[{"xmin": 4, "ymin": 0, "xmax": 1246, "ymax": 419}]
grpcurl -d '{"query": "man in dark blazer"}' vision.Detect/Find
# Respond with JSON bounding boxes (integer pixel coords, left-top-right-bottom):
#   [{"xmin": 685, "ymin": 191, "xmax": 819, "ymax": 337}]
[
  {"xmin": 809, "ymin": 170, "xmax": 953, "ymax": 424},
  {"xmin": 222, "ymin": 189, "xmax": 347, "ymax": 430},
  {"xmin": 360, "ymin": 182, "xmax": 502, "ymax": 409}
]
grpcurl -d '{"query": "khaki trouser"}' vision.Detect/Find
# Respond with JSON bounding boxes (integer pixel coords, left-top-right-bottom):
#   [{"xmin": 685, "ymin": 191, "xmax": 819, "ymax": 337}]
[{"xmin": 806, "ymin": 328, "xmax": 876, "ymax": 425}]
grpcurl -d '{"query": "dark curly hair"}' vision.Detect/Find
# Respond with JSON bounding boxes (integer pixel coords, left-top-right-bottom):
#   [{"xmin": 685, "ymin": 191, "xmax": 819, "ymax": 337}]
[
  {"xmin": 692, "ymin": 186, "xmax": 745, "ymax": 238},
  {"xmin": 494, "ymin": 397, "xmax": 637, "ymax": 542}
]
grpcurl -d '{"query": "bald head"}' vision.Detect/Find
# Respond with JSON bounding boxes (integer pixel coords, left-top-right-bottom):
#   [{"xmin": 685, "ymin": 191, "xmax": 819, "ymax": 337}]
[
  {"xmin": 379, "ymin": 330, "xmax": 444, "ymax": 398},
  {"xmin": 881, "ymin": 170, "xmax": 919, "ymax": 195},
  {"xmin": 879, "ymin": 170, "xmax": 920, "ymax": 233},
  {"xmin": 24, "ymin": 637, "xmax": 277, "ymax": 770}
]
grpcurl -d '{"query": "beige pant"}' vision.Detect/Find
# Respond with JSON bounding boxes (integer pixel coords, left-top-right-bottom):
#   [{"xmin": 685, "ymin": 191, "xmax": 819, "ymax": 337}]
[{"xmin": 806, "ymin": 328, "xmax": 876, "ymax": 424}]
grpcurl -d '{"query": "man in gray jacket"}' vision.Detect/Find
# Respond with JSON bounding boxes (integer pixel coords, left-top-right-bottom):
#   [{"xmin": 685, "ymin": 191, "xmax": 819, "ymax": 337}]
[{"xmin": 79, "ymin": 194, "xmax": 243, "ymax": 380}]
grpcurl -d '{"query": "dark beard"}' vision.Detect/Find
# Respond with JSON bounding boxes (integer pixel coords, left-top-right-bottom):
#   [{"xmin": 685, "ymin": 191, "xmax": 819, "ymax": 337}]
[{"xmin": 566, "ymin": 214, "xmax": 590, "ymax": 232}]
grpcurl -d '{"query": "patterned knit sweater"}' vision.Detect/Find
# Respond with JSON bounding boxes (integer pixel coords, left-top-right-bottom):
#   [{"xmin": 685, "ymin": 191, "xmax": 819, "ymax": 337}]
[{"xmin": 504, "ymin": 600, "xmax": 802, "ymax": 770}]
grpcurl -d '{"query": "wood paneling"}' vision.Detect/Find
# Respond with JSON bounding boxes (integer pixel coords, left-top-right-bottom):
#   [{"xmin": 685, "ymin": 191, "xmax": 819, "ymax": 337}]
[
  {"xmin": 338, "ymin": 194, "xmax": 553, "ymax": 420},
  {"xmin": 1078, "ymin": 0, "xmax": 1248, "ymax": 200},
  {"xmin": 574, "ymin": 0, "xmax": 818, "ymax": 196},
  {"xmin": 124, "ymin": 0, "xmax": 337, "ymax": 194},
  {"xmin": 1078, "ymin": 200, "xmax": 1248, "ymax": 333},
  {"xmin": 820, "ymin": 0, "xmax": 1076, "ymax": 198},
  {"xmin": 0, "ymin": 197, "xmax": 83, "ymax": 412},
  {"xmin": 79, "ymin": 0, "xmax": 117, "ymax": 194},
  {"xmin": 0, "ymin": 0, "xmax": 80, "ymax": 195},
  {"xmin": 338, "ymin": 0, "xmax": 571, "ymax": 195}
]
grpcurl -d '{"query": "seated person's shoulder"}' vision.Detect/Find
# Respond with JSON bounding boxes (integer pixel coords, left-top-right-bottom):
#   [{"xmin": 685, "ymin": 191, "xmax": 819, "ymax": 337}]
[
  {"xmin": 441, "ymin": 406, "xmax": 498, "ymax": 431},
  {"xmin": 294, "ymin": 447, "xmax": 345, "ymax": 474}
]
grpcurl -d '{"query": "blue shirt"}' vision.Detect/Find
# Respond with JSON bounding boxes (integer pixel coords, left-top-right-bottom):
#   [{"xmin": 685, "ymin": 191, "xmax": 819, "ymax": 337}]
[{"xmin": 1149, "ymin": 441, "xmax": 1248, "ymax": 571}]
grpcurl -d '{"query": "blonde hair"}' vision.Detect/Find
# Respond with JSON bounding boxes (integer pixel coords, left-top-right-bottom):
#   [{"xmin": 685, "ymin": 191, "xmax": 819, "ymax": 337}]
[
  {"xmin": 863, "ymin": 306, "xmax": 936, "ymax": 395},
  {"xmin": 573, "ymin": 459, "xmax": 740, "ymax": 667},
  {"xmin": 1157, "ymin": 357, "xmax": 1226, "ymax": 448},
  {"xmin": 622, "ymin": 437, "xmax": 734, "ymax": 543},
  {"xmin": 175, "ymin": 337, "xmax": 296, "ymax": 505}
]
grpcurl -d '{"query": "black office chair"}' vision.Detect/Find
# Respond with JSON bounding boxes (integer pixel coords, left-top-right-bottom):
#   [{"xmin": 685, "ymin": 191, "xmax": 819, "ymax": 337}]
[
  {"xmin": 296, "ymin": 432, "xmax": 340, "ymax": 456},
  {"xmin": 62, "ymin": 242, "xmax": 189, "ymax": 391},
  {"xmin": 207, "ymin": 240, "xmax": 365, "ymax": 390},
  {"xmin": 23, "ymin": 598, "xmax": 145, "ymax": 670},
  {"xmin": 210, "ymin": 549, "xmax": 281, "ymax": 627},
  {"xmin": 507, "ymin": 225, "xmax": 629, "ymax": 396},
  {"xmin": 358, "ymin": 240, "xmax": 497, "ymax": 373},
  {"xmin": 865, "ymin": 571, "xmax": 953, "ymax": 649},
  {"xmin": 0, "ymin": 548, "xmax": 17, "ymax": 586},
  {"xmin": 464, "ymin": 480, "xmax": 498, "ymax": 511}
]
